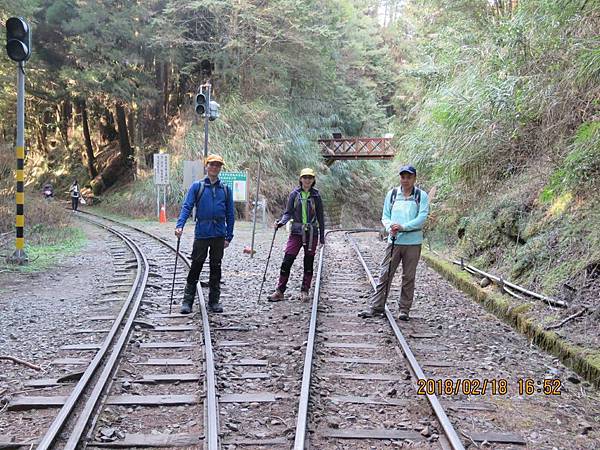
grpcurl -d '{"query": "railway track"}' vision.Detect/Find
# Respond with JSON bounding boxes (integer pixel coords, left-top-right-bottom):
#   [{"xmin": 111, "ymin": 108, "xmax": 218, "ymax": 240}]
[
  {"xmin": 3, "ymin": 212, "xmax": 217, "ymax": 448},
  {"xmin": 293, "ymin": 230, "xmax": 464, "ymax": 449},
  {"xmin": 2, "ymin": 218, "xmax": 592, "ymax": 449}
]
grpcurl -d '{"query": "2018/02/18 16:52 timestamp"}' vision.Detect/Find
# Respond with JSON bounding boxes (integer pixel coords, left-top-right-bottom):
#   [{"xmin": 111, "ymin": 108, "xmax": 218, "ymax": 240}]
[{"xmin": 416, "ymin": 378, "xmax": 562, "ymax": 396}]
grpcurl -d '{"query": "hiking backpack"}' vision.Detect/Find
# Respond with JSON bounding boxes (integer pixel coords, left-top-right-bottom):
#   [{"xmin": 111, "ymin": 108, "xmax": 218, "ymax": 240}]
[
  {"xmin": 194, "ymin": 181, "xmax": 231, "ymax": 214},
  {"xmin": 389, "ymin": 186, "xmax": 422, "ymax": 215}
]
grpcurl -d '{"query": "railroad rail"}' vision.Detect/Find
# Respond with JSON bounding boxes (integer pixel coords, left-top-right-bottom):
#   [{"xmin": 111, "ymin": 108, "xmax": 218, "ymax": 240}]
[
  {"xmin": 3, "ymin": 211, "xmax": 218, "ymax": 448},
  {"xmin": 293, "ymin": 229, "xmax": 465, "ymax": 449}
]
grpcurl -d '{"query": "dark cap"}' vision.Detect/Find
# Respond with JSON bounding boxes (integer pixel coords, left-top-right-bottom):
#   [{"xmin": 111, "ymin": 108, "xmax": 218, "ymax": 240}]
[{"xmin": 398, "ymin": 165, "xmax": 417, "ymax": 175}]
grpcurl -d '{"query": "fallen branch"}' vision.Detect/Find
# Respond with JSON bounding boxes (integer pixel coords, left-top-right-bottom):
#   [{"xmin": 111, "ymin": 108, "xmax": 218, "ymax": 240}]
[
  {"xmin": 0, "ymin": 355, "xmax": 42, "ymax": 371},
  {"xmin": 452, "ymin": 260, "xmax": 567, "ymax": 308},
  {"xmin": 545, "ymin": 308, "xmax": 588, "ymax": 331}
]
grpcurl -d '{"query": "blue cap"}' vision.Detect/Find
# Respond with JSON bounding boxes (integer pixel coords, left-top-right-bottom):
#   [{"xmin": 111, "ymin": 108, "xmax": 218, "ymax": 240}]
[{"xmin": 398, "ymin": 165, "xmax": 417, "ymax": 175}]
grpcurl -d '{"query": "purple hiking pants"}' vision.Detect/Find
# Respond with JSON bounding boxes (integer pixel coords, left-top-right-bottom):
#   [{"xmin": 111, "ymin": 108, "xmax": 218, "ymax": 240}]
[{"xmin": 276, "ymin": 233, "xmax": 318, "ymax": 293}]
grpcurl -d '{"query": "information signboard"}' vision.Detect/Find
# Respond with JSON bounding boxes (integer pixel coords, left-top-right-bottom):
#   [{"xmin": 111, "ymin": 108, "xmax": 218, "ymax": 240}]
[
  {"xmin": 220, "ymin": 171, "xmax": 248, "ymax": 202},
  {"xmin": 153, "ymin": 153, "xmax": 170, "ymax": 185},
  {"xmin": 183, "ymin": 160, "xmax": 203, "ymax": 189}
]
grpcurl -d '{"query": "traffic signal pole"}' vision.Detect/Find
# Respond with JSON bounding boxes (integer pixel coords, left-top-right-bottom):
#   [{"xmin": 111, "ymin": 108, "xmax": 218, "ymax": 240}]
[
  {"xmin": 203, "ymin": 83, "xmax": 211, "ymax": 163},
  {"xmin": 9, "ymin": 62, "xmax": 28, "ymax": 264},
  {"xmin": 6, "ymin": 17, "xmax": 31, "ymax": 265}
]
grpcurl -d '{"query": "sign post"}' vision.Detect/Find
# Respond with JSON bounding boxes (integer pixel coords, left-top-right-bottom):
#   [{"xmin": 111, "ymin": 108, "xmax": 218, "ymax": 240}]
[
  {"xmin": 219, "ymin": 171, "xmax": 248, "ymax": 202},
  {"xmin": 153, "ymin": 153, "xmax": 170, "ymax": 221}
]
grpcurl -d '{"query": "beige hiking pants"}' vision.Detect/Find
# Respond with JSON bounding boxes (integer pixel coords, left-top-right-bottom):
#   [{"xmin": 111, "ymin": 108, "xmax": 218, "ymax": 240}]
[{"xmin": 369, "ymin": 243, "xmax": 421, "ymax": 314}]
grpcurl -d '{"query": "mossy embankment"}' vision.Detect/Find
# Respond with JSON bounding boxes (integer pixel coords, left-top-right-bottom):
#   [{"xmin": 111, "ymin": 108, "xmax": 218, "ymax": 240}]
[{"xmin": 422, "ymin": 251, "xmax": 600, "ymax": 387}]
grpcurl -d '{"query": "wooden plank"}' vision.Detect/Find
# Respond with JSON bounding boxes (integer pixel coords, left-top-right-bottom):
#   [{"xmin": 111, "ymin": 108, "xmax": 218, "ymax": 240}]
[
  {"xmin": 328, "ymin": 395, "xmax": 410, "ymax": 406},
  {"xmin": 319, "ymin": 428, "xmax": 423, "ymax": 440},
  {"xmin": 72, "ymin": 329, "xmax": 109, "ymax": 334},
  {"xmin": 138, "ymin": 342, "xmax": 197, "ymax": 349},
  {"xmin": 51, "ymin": 358, "xmax": 90, "ymax": 365},
  {"xmin": 87, "ymin": 315, "xmax": 117, "ymax": 321},
  {"xmin": 470, "ymin": 432, "xmax": 526, "ymax": 445},
  {"xmin": 320, "ymin": 331, "xmax": 382, "ymax": 337},
  {"xmin": 106, "ymin": 394, "xmax": 198, "ymax": 406},
  {"xmin": 324, "ymin": 342, "xmax": 378, "ymax": 349},
  {"xmin": 154, "ymin": 326, "xmax": 196, "ymax": 332},
  {"xmin": 446, "ymin": 401, "xmax": 497, "ymax": 412},
  {"xmin": 137, "ymin": 358, "xmax": 194, "ymax": 366},
  {"xmin": 220, "ymin": 392, "xmax": 278, "ymax": 403},
  {"xmin": 213, "ymin": 326, "xmax": 252, "ymax": 332},
  {"xmin": 221, "ymin": 438, "xmax": 288, "ymax": 446},
  {"xmin": 223, "ymin": 359, "xmax": 268, "ymax": 366},
  {"xmin": 237, "ymin": 372, "xmax": 270, "ymax": 380},
  {"xmin": 89, "ymin": 433, "xmax": 202, "ymax": 447},
  {"xmin": 8, "ymin": 396, "xmax": 67, "ymax": 411},
  {"xmin": 57, "ymin": 371, "xmax": 84, "ymax": 383},
  {"xmin": 421, "ymin": 360, "xmax": 457, "ymax": 368},
  {"xmin": 408, "ymin": 333, "xmax": 439, "ymax": 339},
  {"xmin": 216, "ymin": 340, "xmax": 251, "ymax": 347},
  {"xmin": 148, "ymin": 313, "xmax": 197, "ymax": 318},
  {"xmin": 325, "ymin": 357, "xmax": 389, "ymax": 365},
  {"xmin": 24, "ymin": 378, "xmax": 61, "ymax": 387},
  {"xmin": 322, "ymin": 373, "xmax": 402, "ymax": 381},
  {"xmin": 134, "ymin": 373, "xmax": 201, "ymax": 383},
  {"xmin": 0, "ymin": 439, "xmax": 38, "ymax": 449},
  {"xmin": 61, "ymin": 343, "xmax": 101, "ymax": 351}
]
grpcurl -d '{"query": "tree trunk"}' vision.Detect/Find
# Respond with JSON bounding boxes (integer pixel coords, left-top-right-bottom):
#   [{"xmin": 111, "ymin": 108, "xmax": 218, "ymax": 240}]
[
  {"xmin": 59, "ymin": 98, "xmax": 72, "ymax": 147},
  {"xmin": 79, "ymin": 99, "xmax": 98, "ymax": 178},
  {"xmin": 115, "ymin": 102, "xmax": 134, "ymax": 164},
  {"xmin": 163, "ymin": 61, "xmax": 170, "ymax": 120}
]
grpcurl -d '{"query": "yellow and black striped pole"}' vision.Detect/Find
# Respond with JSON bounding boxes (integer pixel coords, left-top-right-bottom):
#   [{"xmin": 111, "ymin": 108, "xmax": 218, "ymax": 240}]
[{"xmin": 9, "ymin": 61, "xmax": 28, "ymax": 264}]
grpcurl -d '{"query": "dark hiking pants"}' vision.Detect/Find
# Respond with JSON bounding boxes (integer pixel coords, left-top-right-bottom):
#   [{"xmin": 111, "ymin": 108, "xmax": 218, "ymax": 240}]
[{"xmin": 187, "ymin": 237, "xmax": 225, "ymax": 304}]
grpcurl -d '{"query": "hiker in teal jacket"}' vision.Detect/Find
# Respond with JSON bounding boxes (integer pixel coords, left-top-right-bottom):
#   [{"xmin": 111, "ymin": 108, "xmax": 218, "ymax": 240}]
[
  {"xmin": 175, "ymin": 154, "xmax": 235, "ymax": 314},
  {"xmin": 360, "ymin": 164, "xmax": 429, "ymax": 321}
]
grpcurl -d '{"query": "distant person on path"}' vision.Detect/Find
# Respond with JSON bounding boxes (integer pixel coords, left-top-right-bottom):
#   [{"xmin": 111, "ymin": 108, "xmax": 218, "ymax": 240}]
[
  {"xmin": 267, "ymin": 168, "xmax": 325, "ymax": 303},
  {"xmin": 359, "ymin": 165, "xmax": 429, "ymax": 321},
  {"xmin": 69, "ymin": 180, "xmax": 80, "ymax": 211},
  {"xmin": 175, "ymin": 154, "xmax": 235, "ymax": 314},
  {"xmin": 42, "ymin": 182, "xmax": 54, "ymax": 200}
]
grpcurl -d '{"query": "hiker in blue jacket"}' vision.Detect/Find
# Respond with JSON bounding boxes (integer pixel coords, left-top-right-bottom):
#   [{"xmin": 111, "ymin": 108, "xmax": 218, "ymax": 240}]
[
  {"xmin": 175, "ymin": 154, "xmax": 235, "ymax": 314},
  {"xmin": 360, "ymin": 164, "xmax": 429, "ymax": 321}
]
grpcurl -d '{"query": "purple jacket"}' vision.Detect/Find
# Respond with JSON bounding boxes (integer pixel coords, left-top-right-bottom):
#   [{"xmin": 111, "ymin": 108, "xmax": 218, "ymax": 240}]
[{"xmin": 278, "ymin": 186, "xmax": 325, "ymax": 244}]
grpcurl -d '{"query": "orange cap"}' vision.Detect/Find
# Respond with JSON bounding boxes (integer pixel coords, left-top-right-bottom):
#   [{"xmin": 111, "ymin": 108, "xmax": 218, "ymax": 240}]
[{"xmin": 205, "ymin": 154, "xmax": 225, "ymax": 165}]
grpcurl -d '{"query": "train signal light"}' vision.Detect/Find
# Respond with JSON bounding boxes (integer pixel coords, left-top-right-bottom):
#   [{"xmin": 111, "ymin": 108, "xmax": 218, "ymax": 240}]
[
  {"xmin": 6, "ymin": 17, "xmax": 31, "ymax": 62},
  {"xmin": 209, "ymin": 100, "xmax": 220, "ymax": 121},
  {"xmin": 195, "ymin": 91, "xmax": 207, "ymax": 115}
]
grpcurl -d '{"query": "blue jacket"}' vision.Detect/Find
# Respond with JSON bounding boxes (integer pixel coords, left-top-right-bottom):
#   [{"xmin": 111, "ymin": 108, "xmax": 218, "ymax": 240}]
[
  {"xmin": 176, "ymin": 177, "xmax": 235, "ymax": 242},
  {"xmin": 381, "ymin": 186, "xmax": 429, "ymax": 245},
  {"xmin": 278, "ymin": 186, "xmax": 325, "ymax": 244}
]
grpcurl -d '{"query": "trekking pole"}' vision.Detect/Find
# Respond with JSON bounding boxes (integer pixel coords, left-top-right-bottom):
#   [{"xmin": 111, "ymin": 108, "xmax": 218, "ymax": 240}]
[
  {"xmin": 169, "ymin": 236, "xmax": 181, "ymax": 314},
  {"xmin": 258, "ymin": 227, "xmax": 278, "ymax": 303},
  {"xmin": 384, "ymin": 234, "xmax": 397, "ymax": 304}
]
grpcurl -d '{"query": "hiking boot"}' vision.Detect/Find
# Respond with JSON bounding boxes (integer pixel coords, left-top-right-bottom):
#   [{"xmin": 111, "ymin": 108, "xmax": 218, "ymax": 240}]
[
  {"xmin": 398, "ymin": 311, "xmax": 410, "ymax": 321},
  {"xmin": 300, "ymin": 291, "xmax": 310, "ymax": 302},
  {"xmin": 180, "ymin": 283, "xmax": 196, "ymax": 314},
  {"xmin": 208, "ymin": 290, "xmax": 223, "ymax": 313},
  {"xmin": 358, "ymin": 309, "xmax": 384, "ymax": 318},
  {"xmin": 208, "ymin": 302, "xmax": 223, "ymax": 313},
  {"xmin": 267, "ymin": 290, "xmax": 284, "ymax": 302}
]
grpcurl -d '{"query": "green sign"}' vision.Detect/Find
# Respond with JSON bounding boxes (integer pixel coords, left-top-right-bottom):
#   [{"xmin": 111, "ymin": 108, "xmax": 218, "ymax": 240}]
[{"xmin": 220, "ymin": 171, "xmax": 248, "ymax": 202}]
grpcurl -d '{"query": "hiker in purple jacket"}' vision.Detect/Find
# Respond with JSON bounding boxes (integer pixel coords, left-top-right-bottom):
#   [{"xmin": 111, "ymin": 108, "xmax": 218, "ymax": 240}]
[{"xmin": 267, "ymin": 168, "xmax": 325, "ymax": 302}]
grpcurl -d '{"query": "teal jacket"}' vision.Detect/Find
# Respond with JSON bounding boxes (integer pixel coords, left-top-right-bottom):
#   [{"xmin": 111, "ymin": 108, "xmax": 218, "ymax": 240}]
[{"xmin": 381, "ymin": 186, "xmax": 429, "ymax": 245}]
